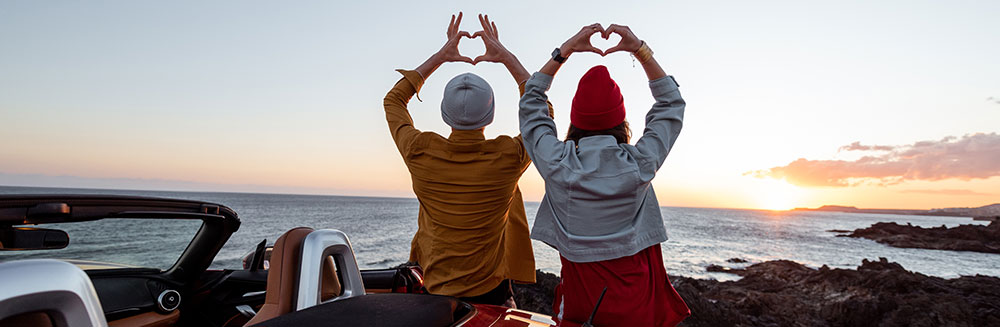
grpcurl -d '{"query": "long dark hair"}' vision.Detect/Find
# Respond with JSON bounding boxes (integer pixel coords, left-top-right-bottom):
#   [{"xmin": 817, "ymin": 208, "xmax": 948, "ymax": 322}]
[{"xmin": 565, "ymin": 121, "xmax": 631, "ymax": 145}]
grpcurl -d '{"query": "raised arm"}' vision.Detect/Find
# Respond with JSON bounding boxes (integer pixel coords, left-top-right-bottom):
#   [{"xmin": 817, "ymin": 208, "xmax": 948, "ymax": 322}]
[
  {"xmin": 472, "ymin": 14, "xmax": 529, "ymax": 84},
  {"xmin": 384, "ymin": 12, "xmax": 473, "ymax": 155},
  {"xmin": 538, "ymin": 23, "xmax": 606, "ymax": 78},
  {"xmin": 519, "ymin": 24, "xmax": 606, "ymax": 176},
  {"xmin": 472, "ymin": 13, "xmax": 552, "ymax": 116},
  {"xmin": 603, "ymin": 24, "xmax": 684, "ymax": 178},
  {"xmin": 473, "ymin": 13, "xmax": 553, "ymax": 165},
  {"xmin": 415, "ymin": 13, "xmax": 474, "ymax": 78}
]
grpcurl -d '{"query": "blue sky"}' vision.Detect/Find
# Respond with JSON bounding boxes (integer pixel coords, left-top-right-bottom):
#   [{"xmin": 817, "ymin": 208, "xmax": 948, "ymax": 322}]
[{"xmin": 2, "ymin": 0, "xmax": 999, "ymax": 209}]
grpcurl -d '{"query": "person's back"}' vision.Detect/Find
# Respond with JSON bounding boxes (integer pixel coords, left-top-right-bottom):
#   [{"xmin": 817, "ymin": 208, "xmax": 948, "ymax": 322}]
[
  {"xmin": 537, "ymin": 137, "xmax": 659, "ymax": 239},
  {"xmin": 400, "ymin": 130, "xmax": 533, "ymax": 299},
  {"xmin": 382, "ymin": 13, "xmax": 537, "ymax": 305},
  {"xmin": 519, "ymin": 24, "xmax": 690, "ymax": 326}
]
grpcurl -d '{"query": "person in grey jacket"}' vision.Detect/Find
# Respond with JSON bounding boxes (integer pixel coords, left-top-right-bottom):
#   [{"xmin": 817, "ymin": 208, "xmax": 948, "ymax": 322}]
[{"xmin": 519, "ymin": 23, "xmax": 690, "ymax": 326}]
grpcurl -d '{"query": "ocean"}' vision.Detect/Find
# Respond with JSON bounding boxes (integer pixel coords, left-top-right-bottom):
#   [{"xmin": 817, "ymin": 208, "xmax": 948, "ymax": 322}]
[{"xmin": 1, "ymin": 185, "xmax": 997, "ymax": 281}]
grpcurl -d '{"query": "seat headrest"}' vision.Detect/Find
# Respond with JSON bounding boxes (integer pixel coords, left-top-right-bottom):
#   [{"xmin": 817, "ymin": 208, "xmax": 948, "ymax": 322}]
[{"xmin": 263, "ymin": 227, "xmax": 314, "ymax": 316}]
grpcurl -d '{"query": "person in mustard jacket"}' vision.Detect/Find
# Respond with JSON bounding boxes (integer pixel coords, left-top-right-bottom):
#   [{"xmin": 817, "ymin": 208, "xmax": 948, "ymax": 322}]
[{"xmin": 383, "ymin": 13, "xmax": 551, "ymax": 306}]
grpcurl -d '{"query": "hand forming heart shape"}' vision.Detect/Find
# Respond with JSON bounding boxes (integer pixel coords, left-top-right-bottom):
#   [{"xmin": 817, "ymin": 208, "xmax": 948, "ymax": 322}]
[
  {"xmin": 590, "ymin": 33, "xmax": 622, "ymax": 55},
  {"xmin": 601, "ymin": 24, "xmax": 644, "ymax": 56},
  {"xmin": 440, "ymin": 13, "xmax": 517, "ymax": 65},
  {"xmin": 559, "ymin": 23, "xmax": 644, "ymax": 57},
  {"xmin": 437, "ymin": 12, "xmax": 475, "ymax": 64},
  {"xmin": 470, "ymin": 14, "xmax": 511, "ymax": 65},
  {"xmin": 440, "ymin": 15, "xmax": 645, "ymax": 65}
]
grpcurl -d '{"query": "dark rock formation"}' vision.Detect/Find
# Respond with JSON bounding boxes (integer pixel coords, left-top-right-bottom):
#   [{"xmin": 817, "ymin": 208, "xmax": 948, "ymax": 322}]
[
  {"xmin": 707, "ymin": 264, "xmax": 739, "ymax": 273},
  {"xmin": 515, "ymin": 258, "xmax": 1000, "ymax": 327},
  {"xmin": 727, "ymin": 258, "xmax": 749, "ymax": 263},
  {"xmin": 514, "ymin": 270, "xmax": 558, "ymax": 315},
  {"xmin": 845, "ymin": 221, "xmax": 1000, "ymax": 253},
  {"xmin": 675, "ymin": 258, "xmax": 1000, "ymax": 326}
]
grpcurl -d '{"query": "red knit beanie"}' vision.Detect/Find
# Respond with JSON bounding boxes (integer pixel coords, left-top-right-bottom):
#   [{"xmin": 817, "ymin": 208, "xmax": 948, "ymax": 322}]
[{"xmin": 571, "ymin": 65, "xmax": 625, "ymax": 131}]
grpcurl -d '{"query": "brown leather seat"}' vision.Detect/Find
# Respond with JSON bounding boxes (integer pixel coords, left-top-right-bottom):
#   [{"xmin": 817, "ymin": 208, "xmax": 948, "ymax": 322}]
[
  {"xmin": 245, "ymin": 227, "xmax": 341, "ymax": 326},
  {"xmin": 0, "ymin": 312, "xmax": 54, "ymax": 327}
]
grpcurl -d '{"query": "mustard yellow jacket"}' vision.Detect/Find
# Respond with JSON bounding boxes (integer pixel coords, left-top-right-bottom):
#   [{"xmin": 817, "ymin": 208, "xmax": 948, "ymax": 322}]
[{"xmin": 383, "ymin": 69, "xmax": 542, "ymax": 297}]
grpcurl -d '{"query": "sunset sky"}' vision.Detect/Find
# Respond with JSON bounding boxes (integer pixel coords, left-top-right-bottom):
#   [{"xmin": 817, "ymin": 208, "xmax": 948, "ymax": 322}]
[{"xmin": 2, "ymin": 1, "xmax": 998, "ymax": 210}]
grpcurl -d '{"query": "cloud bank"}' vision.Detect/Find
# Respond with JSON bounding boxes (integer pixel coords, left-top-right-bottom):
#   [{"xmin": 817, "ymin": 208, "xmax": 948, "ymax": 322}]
[
  {"xmin": 749, "ymin": 133, "xmax": 1000, "ymax": 187},
  {"xmin": 899, "ymin": 189, "xmax": 992, "ymax": 196}
]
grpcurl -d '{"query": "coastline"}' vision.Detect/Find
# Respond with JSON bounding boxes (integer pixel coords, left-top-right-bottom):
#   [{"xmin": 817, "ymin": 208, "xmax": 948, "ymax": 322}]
[
  {"xmin": 793, "ymin": 203, "xmax": 1000, "ymax": 219},
  {"xmin": 841, "ymin": 221, "xmax": 1000, "ymax": 254}
]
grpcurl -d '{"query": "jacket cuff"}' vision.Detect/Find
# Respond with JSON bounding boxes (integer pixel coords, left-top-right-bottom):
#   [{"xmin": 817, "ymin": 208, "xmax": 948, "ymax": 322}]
[
  {"xmin": 649, "ymin": 75, "xmax": 679, "ymax": 98},
  {"xmin": 527, "ymin": 72, "xmax": 554, "ymax": 91},
  {"xmin": 396, "ymin": 69, "xmax": 425, "ymax": 102}
]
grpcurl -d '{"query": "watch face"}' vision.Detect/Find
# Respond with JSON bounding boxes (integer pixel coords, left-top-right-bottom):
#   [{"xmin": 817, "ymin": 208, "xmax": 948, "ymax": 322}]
[{"xmin": 551, "ymin": 48, "xmax": 564, "ymax": 63}]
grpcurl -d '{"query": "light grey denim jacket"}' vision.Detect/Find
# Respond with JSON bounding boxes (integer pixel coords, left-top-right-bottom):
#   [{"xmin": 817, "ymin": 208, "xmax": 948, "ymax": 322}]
[{"xmin": 518, "ymin": 72, "xmax": 684, "ymax": 263}]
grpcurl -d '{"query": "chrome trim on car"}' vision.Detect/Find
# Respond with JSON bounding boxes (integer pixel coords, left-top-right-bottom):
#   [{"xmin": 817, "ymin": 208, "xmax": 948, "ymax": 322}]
[
  {"xmin": 296, "ymin": 229, "xmax": 366, "ymax": 310},
  {"xmin": 235, "ymin": 304, "xmax": 257, "ymax": 318},
  {"xmin": 156, "ymin": 289, "xmax": 181, "ymax": 312},
  {"xmin": 242, "ymin": 290, "xmax": 267, "ymax": 298}
]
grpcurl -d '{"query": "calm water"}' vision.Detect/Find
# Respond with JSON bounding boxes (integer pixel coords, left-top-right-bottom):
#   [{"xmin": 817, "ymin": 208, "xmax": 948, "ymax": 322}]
[{"xmin": 2, "ymin": 186, "xmax": 997, "ymax": 281}]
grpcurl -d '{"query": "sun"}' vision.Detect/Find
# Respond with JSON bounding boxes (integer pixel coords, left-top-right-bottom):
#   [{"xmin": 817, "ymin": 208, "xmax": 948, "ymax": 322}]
[{"xmin": 755, "ymin": 179, "xmax": 803, "ymax": 211}]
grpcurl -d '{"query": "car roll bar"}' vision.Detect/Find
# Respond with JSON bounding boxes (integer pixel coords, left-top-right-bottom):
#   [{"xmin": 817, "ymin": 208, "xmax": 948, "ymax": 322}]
[
  {"xmin": 296, "ymin": 229, "xmax": 366, "ymax": 310},
  {"xmin": 0, "ymin": 259, "xmax": 109, "ymax": 327}
]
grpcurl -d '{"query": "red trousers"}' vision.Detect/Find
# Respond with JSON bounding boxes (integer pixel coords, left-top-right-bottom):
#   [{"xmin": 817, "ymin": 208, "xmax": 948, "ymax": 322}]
[{"xmin": 553, "ymin": 244, "xmax": 690, "ymax": 327}]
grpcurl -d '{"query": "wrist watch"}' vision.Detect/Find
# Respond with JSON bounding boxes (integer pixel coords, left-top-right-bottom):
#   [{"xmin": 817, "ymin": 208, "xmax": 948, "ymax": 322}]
[{"xmin": 551, "ymin": 48, "xmax": 567, "ymax": 64}]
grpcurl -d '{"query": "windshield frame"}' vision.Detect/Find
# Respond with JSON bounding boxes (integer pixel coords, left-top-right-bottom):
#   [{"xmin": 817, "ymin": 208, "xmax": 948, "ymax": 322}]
[{"xmin": 0, "ymin": 195, "xmax": 241, "ymax": 283}]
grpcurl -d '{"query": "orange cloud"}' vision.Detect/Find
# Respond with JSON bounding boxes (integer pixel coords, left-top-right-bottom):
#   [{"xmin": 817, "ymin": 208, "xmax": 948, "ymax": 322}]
[{"xmin": 749, "ymin": 133, "xmax": 1000, "ymax": 187}]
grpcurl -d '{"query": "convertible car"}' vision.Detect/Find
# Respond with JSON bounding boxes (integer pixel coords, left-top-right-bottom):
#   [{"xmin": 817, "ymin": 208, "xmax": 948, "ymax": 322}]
[{"xmin": 0, "ymin": 195, "xmax": 567, "ymax": 327}]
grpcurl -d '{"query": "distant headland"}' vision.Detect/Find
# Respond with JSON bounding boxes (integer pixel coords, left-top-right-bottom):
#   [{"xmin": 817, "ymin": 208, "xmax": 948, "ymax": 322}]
[{"xmin": 793, "ymin": 203, "xmax": 1000, "ymax": 221}]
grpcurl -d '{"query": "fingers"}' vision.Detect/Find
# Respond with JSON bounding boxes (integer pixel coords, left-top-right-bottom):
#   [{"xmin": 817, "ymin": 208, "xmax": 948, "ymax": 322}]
[
  {"xmin": 603, "ymin": 24, "xmax": 623, "ymax": 38},
  {"xmin": 605, "ymin": 24, "xmax": 636, "ymax": 41},
  {"xmin": 473, "ymin": 54, "xmax": 503, "ymax": 65},
  {"xmin": 457, "ymin": 31, "xmax": 473, "ymax": 39},
  {"xmin": 586, "ymin": 23, "xmax": 604, "ymax": 36},
  {"xmin": 603, "ymin": 45, "xmax": 625, "ymax": 56},
  {"xmin": 478, "ymin": 13, "xmax": 499, "ymax": 38},
  {"xmin": 448, "ymin": 12, "xmax": 465, "ymax": 37},
  {"xmin": 443, "ymin": 53, "xmax": 475, "ymax": 64},
  {"xmin": 583, "ymin": 46, "xmax": 604, "ymax": 56},
  {"xmin": 478, "ymin": 14, "xmax": 488, "ymax": 32},
  {"xmin": 472, "ymin": 30, "xmax": 485, "ymax": 39},
  {"xmin": 492, "ymin": 21, "xmax": 498, "ymax": 38}
]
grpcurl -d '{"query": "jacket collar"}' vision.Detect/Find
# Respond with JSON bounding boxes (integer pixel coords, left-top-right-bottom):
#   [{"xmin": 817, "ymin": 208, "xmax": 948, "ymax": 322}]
[
  {"xmin": 577, "ymin": 135, "xmax": 619, "ymax": 147},
  {"xmin": 448, "ymin": 129, "xmax": 486, "ymax": 142}
]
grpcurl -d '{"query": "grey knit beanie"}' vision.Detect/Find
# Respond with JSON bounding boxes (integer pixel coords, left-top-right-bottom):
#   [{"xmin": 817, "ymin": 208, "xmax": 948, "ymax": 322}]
[{"xmin": 441, "ymin": 73, "xmax": 495, "ymax": 130}]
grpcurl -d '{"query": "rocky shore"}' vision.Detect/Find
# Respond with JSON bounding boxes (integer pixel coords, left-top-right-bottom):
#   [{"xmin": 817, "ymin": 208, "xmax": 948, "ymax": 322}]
[
  {"xmin": 514, "ymin": 258, "xmax": 1000, "ymax": 326},
  {"xmin": 842, "ymin": 221, "xmax": 1000, "ymax": 253}
]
